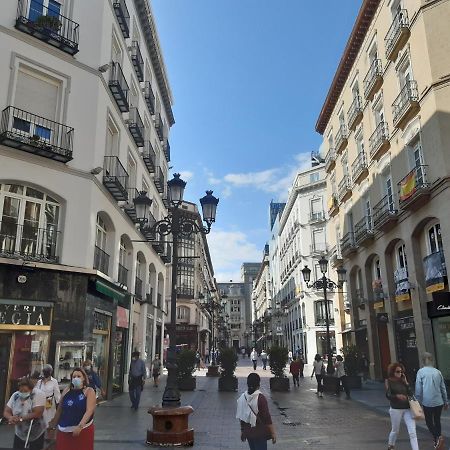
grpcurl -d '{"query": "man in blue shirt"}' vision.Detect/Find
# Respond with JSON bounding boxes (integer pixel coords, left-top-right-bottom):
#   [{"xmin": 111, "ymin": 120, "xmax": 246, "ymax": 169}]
[
  {"xmin": 128, "ymin": 351, "xmax": 147, "ymax": 410},
  {"xmin": 415, "ymin": 352, "xmax": 448, "ymax": 449}
]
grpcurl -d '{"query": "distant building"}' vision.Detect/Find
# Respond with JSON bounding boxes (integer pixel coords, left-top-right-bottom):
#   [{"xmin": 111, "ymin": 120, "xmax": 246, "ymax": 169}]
[{"xmin": 269, "ymin": 201, "xmax": 286, "ymax": 230}]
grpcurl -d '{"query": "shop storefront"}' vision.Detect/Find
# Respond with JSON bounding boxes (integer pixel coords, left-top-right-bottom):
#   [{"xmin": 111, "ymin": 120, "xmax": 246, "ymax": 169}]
[
  {"xmin": 394, "ymin": 315, "xmax": 419, "ymax": 381},
  {"xmin": 427, "ymin": 291, "xmax": 450, "ymax": 384},
  {"xmin": 0, "ymin": 299, "xmax": 53, "ymax": 408},
  {"xmin": 112, "ymin": 305, "xmax": 129, "ymax": 395}
]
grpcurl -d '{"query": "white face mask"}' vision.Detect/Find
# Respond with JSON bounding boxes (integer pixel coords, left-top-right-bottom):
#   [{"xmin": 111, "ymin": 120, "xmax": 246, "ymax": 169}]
[
  {"xmin": 84, "ymin": 366, "xmax": 91, "ymax": 371},
  {"xmin": 72, "ymin": 377, "xmax": 83, "ymax": 389}
]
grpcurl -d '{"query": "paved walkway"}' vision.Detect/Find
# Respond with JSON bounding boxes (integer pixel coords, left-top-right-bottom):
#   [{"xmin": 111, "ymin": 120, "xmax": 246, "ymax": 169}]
[{"xmin": 1, "ymin": 359, "xmax": 449, "ymax": 449}]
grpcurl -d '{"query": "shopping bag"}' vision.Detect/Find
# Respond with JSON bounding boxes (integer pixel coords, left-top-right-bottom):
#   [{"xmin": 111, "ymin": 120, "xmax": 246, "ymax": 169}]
[{"xmin": 408, "ymin": 396, "xmax": 424, "ymax": 420}]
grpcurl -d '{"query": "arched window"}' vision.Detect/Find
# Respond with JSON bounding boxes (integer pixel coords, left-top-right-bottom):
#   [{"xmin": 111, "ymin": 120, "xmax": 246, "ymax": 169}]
[
  {"xmin": 177, "ymin": 306, "xmax": 190, "ymax": 322},
  {"xmin": 94, "ymin": 215, "xmax": 109, "ymax": 274},
  {"xmin": 0, "ymin": 183, "xmax": 60, "ymax": 261},
  {"xmin": 427, "ymin": 223, "xmax": 442, "ymax": 254}
]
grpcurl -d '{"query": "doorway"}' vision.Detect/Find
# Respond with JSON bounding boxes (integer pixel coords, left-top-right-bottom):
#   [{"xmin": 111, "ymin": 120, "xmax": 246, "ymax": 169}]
[{"xmin": 0, "ymin": 333, "xmax": 12, "ymax": 408}]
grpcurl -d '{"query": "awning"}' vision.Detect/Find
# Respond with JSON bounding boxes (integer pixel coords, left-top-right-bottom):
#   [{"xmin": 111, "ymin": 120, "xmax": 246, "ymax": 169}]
[
  {"xmin": 256, "ymin": 336, "xmax": 265, "ymax": 343},
  {"xmin": 95, "ymin": 280, "xmax": 126, "ymax": 302}
]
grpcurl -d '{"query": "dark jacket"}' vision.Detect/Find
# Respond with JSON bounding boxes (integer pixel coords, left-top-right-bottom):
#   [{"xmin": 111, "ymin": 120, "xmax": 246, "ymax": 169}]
[
  {"xmin": 386, "ymin": 378, "xmax": 413, "ymax": 409},
  {"xmin": 240, "ymin": 393, "xmax": 272, "ymax": 440}
]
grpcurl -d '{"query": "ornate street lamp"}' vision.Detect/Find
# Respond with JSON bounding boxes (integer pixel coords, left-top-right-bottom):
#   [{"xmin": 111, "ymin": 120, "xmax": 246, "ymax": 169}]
[
  {"xmin": 133, "ymin": 191, "xmax": 152, "ymax": 224},
  {"xmin": 301, "ymin": 260, "xmax": 347, "ymax": 375},
  {"xmin": 146, "ymin": 174, "xmax": 219, "ymax": 446}
]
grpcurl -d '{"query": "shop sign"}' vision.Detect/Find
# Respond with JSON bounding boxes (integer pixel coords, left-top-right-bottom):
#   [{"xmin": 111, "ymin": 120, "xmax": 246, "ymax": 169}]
[
  {"xmin": 423, "ymin": 252, "xmax": 447, "ymax": 294},
  {"xmin": 176, "ymin": 324, "xmax": 198, "ymax": 332},
  {"xmin": 374, "ymin": 301, "xmax": 385, "ymax": 309},
  {"xmin": 116, "ymin": 306, "xmax": 129, "ymax": 328},
  {"xmin": 427, "ymin": 291, "xmax": 450, "ymax": 318},
  {"xmin": 394, "ymin": 268, "xmax": 411, "ymax": 302},
  {"xmin": 0, "ymin": 302, "xmax": 52, "ymax": 330},
  {"xmin": 93, "ymin": 311, "xmax": 111, "ymax": 332}
]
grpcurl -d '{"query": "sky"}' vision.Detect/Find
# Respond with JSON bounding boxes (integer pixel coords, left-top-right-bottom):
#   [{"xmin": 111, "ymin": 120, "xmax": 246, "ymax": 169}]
[{"xmin": 151, "ymin": 1, "xmax": 361, "ymax": 282}]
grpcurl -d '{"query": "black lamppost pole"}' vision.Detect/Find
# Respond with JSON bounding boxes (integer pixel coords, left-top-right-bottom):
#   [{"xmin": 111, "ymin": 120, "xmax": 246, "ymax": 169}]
[
  {"xmin": 134, "ymin": 174, "xmax": 219, "ymax": 407},
  {"xmin": 301, "ymin": 257, "xmax": 346, "ymax": 375},
  {"xmin": 199, "ymin": 289, "xmax": 222, "ymax": 366}
]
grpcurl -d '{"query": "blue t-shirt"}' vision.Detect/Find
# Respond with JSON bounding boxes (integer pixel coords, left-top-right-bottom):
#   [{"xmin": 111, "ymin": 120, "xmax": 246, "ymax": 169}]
[{"xmin": 58, "ymin": 389, "xmax": 90, "ymax": 429}]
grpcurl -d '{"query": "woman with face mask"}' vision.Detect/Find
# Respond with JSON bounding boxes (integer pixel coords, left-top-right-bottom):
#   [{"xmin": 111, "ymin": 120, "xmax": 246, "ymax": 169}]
[
  {"xmin": 3, "ymin": 377, "xmax": 46, "ymax": 449},
  {"xmin": 36, "ymin": 364, "xmax": 61, "ymax": 427},
  {"xmin": 48, "ymin": 368, "xmax": 96, "ymax": 450}
]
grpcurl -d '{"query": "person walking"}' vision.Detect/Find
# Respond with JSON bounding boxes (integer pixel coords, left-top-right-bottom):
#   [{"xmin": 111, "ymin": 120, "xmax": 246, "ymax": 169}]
[
  {"xmin": 385, "ymin": 362, "xmax": 419, "ymax": 450},
  {"xmin": 236, "ymin": 373, "xmax": 276, "ymax": 450},
  {"xmin": 250, "ymin": 348, "xmax": 258, "ymax": 371},
  {"xmin": 334, "ymin": 355, "xmax": 350, "ymax": 399},
  {"xmin": 241, "ymin": 348, "xmax": 246, "ymax": 359},
  {"xmin": 195, "ymin": 350, "xmax": 201, "ymax": 370},
  {"xmin": 290, "ymin": 356, "xmax": 300, "ymax": 387},
  {"xmin": 82, "ymin": 360, "xmax": 104, "ymax": 399},
  {"xmin": 415, "ymin": 352, "xmax": 448, "ymax": 449},
  {"xmin": 151, "ymin": 354, "xmax": 162, "ymax": 387},
  {"xmin": 288, "ymin": 350, "xmax": 293, "ymax": 364},
  {"xmin": 260, "ymin": 350, "xmax": 268, "ymax": 370},
  {"xmin": 48, "ymin": 368, "xmax": 96, "ymax": 450},
  {"xmin": 311, "ymin": 354, "xmax": 325, "ymax": 397},
  {"xmin": 205, "ymin": 349, "xmax": 210, "ymax": 365},
  {"xmin": 298, "ymin": 356, "xmax": 305, "ymax": 378},
  {"xmin": 36, "ymin": 364, "xmax": 61, "ymax": 427},
  {"xmin": 3, "ymin": 377, "xmax": 46, "ymax": 450},
  {"xmin": 128, "ymin": 351, "xmax": 146, "ymax": 410},
  {"xmin": 359, "ymin": 353, "xmax": 370, "ymax": 381}
]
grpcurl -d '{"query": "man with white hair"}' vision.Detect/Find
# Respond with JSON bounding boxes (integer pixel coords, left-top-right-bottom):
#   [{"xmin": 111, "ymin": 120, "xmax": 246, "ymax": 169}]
[
  {"xmin": 36, "ymin": 364, "xmax": 61, "ymax": 427},
  {"xmin": 415, "ymin": 352, "xmax": 448, "ymax": 450}
]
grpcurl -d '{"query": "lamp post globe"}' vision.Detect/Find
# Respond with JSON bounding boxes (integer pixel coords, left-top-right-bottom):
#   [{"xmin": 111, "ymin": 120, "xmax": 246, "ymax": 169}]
[
  {"xmin": 301, "ymin": 265, "xmax": 311, "ymax": 284},
  {"xmin": 167, "ymin": 173, "xmax": 186, "ymax": 206},
  {"xmin": 133, "ymin": 191, "xmax": 152, "ymax": 223},
  {"xmin": 318, "ymin": 256, "xmax": 328, "ymax": 275},
  {"xmin": 337, "ymin": 266, "xmax": 347, "ymax": 286},
  {"xmin": 200, "ymin": 190, "xmax": 219, "ymax": 225}
]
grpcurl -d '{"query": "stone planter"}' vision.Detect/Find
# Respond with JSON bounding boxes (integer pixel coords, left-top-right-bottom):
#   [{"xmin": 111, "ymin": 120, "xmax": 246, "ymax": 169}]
[
  {"xmin": 269, "ymin": 377, "xmax": 290, "ymax": 392},
  {"xmin": 218, "ymin": 375, "xmax": 238, "ymax": 391},
  {"xmin": 206, "ymin": 365, "xmax": 220, "ymax": 377},
  {"xmin": 178, "ymin": 376, "xmax": 196, "ymax": 391},
  {"xmin": 346, "ymin": 375, "xmax": 362, "ymax": 389},
  {"xmin": 323, "ymin": 375, "xmax": 339, "ymax": 393}
]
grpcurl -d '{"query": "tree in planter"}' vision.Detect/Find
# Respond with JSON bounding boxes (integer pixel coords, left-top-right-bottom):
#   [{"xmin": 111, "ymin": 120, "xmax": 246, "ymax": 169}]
[
  {"xmin": 268, "ymin": 346, "xmax": 289, "ymax": 391},
  {"xmin": 218, "ymin": 347, "xmax": 238, "ymax": 391},
  {"xmin": 176, "ymin": 349, "xmax": 197, "ymax": 391}
]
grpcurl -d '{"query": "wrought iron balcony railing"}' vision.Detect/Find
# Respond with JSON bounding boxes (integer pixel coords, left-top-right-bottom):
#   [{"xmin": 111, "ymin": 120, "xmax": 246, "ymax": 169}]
[
  {"xmin": 325, "ymin": 148, "xmax": 336, "ymax": 173},
  {"xmin": 392, "ymin": 80, "xmax": 419, "ymax": 128},
  {"xmin": 141, "ymin": 141, "xmax": 156, "ymax": 174},
  {"xmin": 0, "ymin": 106, "xmax": 73, "ymax": 162},
  {"xmin": 128, "ymin": 107, "xmax": 145, "ymax": 147},
  {"xmin": 118, "ymin": 263, "xmax": 128, "ymax": 286},
  {"xmin": 351, "ymin": 152, "xmax": 368, "ymax": 184},
  {"xmin": 130, "ymin": 41, "xmax": 144, "ymax": 82},
  {"xmin": 16, "ymin": 0, "xmax": 79, "ymax": 55},
  {"xmin": 385, "ymin": 9, "xmax": 410, "ymax": 60},
  {"xmin": 94, "ymin": 245, "xmax": 110, "ymax": 275},
  {"xmin": 354, "ymin": 216, "xmax": 374, "ymax": 246},
  {"xmin": 338, "ymin": 175, "xmax": 352, "ymax": 202},
  {"xmin": 335, "ymin": 124, "xmax": 348, "ymax": 153},
  {"xmin": 364, "ymin": 59, "xmax": 383, "ymax": 100},
  {"xmin": 347, "ymin": 96, "xmax": 363, "ymax": 130},
  {"xmin": 398, "ymin": 165, "xmax": 430, "ymax": 210},
  {"xmin": 135, "ymin": 276, "xmax": 143, "ymax": 298},
  {"xmin": 341, "ymin": 231, "xmax": 357, "ymax": 257},
  {"xmin": 369, "ymin": 121, "xmax": 389, "ymax": 160},
  {"xmin": 373, "ymin": 194, "xmax": 398, "ymax": 230},
  {"xmin": 113, "ymin": 0, "xmax": 130, "ymax": 38},
  {"xmin": 109, "ymin": 61, "xmax": 129, "ymax": 113},
  {"xmin": 154, "ymin": 113, "xmax": 164, "ymax": 140},
  {"xmin": 154, "ymin": 166, "xmax": 165, "ymax": 194},
  {"xmin": 103, "ymin": 156, "xmax": 129, "ymax": 201},
  {"xmin": 143, "ymin": 81, "xmax": 155, "ymax": 115},
  {"xmin": 124, "ymin": 188, "xmax": 139, "ymax": 222}
]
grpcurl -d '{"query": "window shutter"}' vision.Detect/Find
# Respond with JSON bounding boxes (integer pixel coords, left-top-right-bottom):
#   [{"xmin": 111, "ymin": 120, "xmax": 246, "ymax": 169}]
[{"xmin": 14, "ymin": 70, "xmax": 59, "ymax": 120}]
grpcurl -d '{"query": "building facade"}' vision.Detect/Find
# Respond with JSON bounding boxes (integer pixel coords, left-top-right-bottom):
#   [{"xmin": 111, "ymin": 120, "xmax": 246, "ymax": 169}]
[
  {"xmin": 0, "ymin": 0, "xmax": 174, "ymax": 404},
  {"xmin": 318, "ymin": 0, "xmax": 450, "ymax": 381}
]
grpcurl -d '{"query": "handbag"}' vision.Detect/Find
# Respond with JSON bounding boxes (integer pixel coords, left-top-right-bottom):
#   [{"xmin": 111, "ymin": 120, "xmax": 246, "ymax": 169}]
[{"xmin": 408, "ymin": 396, "xmax": 424, "ymax": 420}]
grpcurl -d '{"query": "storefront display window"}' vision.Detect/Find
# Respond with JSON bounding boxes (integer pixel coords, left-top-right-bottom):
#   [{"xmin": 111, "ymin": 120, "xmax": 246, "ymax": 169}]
[
  {"xmin": 92, "ymin": 311, "xmax": 111, "ymax": 392},
  {"xmin": 54, "ymin": 342, "xmax": 94, "ymax": 388},
  {"xmin": 432, "ymin": 317, "xmax": 450, "ymax": 382}
]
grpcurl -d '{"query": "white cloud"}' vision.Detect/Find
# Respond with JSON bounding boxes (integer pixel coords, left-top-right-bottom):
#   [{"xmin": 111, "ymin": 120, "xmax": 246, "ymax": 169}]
[
  {"xmin": 224, "ymin": 169, "xmax": 278, "ymax": 187},
  {"xmin": 179, "ymin": 170, "xmax": 194, "ymax": 182},
  {"xmin": 208, "ymin": 229, "xmax": 262, "ymax": 282}
]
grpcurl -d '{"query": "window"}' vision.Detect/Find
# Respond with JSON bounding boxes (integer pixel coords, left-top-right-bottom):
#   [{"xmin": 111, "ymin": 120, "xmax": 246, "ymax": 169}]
[
  {"xmin": 339, "ymin": 111, "xmax": 345, "ymax": 127},
  {"xmin": 119, "ymin": 238, "xmax": 127, "ymax": 268},
  {"xmin": 314, "ymin": 300, "xmax": 334, "ymax": 326},
  {"xmin": 129, "ymin": 81, "xmax": 138, "ymax": 108},
  {"xmin": 0, "ymin": 184, "xmax": 59, "ymax": 261},
  {"xmin": 127, "ymin": 153, "xmax": 137, "ymax": 190},
  {"xmin": 105, "ymin": 117, "xmax": 119, "ymax": 156},
  {"xmin": 310, "ymin": 172, "xmax": 320, "ymax": 183},
  {"xmin": 312, "ymin": 228, "xmax": 325, "ymax": 252},
  {"xmin": 397, "ymin": 243, "xmax": 408, "ymax": 270},
  {"xmin": 364, "ymin": 197, "xmax": 372, "ymax": 227},
  {"xmin": 176, "ymin": 306, "xmax": 190, "ymax": 322},
  {"xmin": 95, "ymin": 215, "xmax": 107, "ymax": 250},
  {"xmin": 383, "ymin": 172, "xmax": 394, "ymax": 210},
  {"xmin": 428, "ymin": 223, "xmax": 443, "ymax": 254},
  {"xmin": 111, "ymin": 31, "xmax": 123, "ymax": 64},
  {"xmin": 373, "ymin": 95, "xmax": 385, "ymax": 126},
  {"xmin": 342, "ymin": 153, "xmax": 350, "ymax": 179},
  {"xmin": 356, "ymin": 130, "xmax": 365, "ymax": 156},
  {"xmin": 29, "ymin": 0, "xmax": 61, "ymax": 22},
  {"xmin": 177, "ymin": 235, "xmax": 195, "ymax": 297}
]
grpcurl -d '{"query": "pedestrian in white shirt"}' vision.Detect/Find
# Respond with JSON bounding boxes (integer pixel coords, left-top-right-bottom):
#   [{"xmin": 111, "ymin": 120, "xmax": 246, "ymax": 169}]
[
  {"xmin": 36, "ymin": 364, "xmax": 61, "ymax": 427},
  {"xmin": 250, "ymin": 348, "xmax": 258, "ymax": 370},
  {"xmin": 288, "ymin": 350, "xmax": 293, "ymax": 364}
]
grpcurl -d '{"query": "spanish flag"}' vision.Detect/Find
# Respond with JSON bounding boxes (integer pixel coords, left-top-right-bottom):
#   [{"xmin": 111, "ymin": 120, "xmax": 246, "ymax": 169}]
[{"xmin": 399, "ymin": 171, "xmax": 417, "ymax": 201}]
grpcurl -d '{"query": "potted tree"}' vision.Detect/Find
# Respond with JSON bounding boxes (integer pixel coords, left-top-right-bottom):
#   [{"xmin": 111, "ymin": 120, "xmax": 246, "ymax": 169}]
[
  {"xmin": 218, "ymin": 347, "xmax": 238, "ymax": 391},
  {"xmin": 268, "ymin": 345, "xmax": 289, "ymax": 391},
  {"xmin": 342, "ymin": 345, "xmax": 362, "ymax": 389},
  {"xmin": 176, "ymin": 349, "xmax": 196, "ymax": 391}
]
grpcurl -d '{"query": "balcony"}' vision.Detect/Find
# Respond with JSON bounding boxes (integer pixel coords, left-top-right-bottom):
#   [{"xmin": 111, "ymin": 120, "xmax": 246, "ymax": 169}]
[
  {"xmin": 330, "ymin": 246, "xmax": 343, "ymax": 268},
  {"xmin": 335, "ymin": 125, "xmax": 348, "ymax": 154},
  {"xmin": 0, "ymin": 221, "xmax": 59, "ymax": 263},
  {"xmin": 354, "ymin": 216, "xmax": 374, "ymax": 247},
  {"xmin": 309, "ymin": 211, "xmax": 325, "ymax": 223},
  {"xmin": 142, "ymin": 211, "xmax": 156, "ymax": 241},
  {"xmin": 369, "ymin": 121, "xmax": 390, "ymax": 161},
  {"xmin": 143, "ymin": 82, "xmax": 155, "ymax": 115},
  {"xmin": 152, "ymin": 233, "xmax": 165, "ymax": 254},
  {"xmin": 315, "ymin": 318, "xmax": 335, "ymax": 327},
  {"xmin": 94, "ymin": 245, "xmax": 110, "ymax": 275},
  {"xmin": 16, "ymin": 0, "xmax": 79, "ymax": 55},
  {"xmin": 0, "ymin": 106, "xmax": 73, "ymax": 162},
  {"xmin": 338, "ymin": 175, "xmax": 352, "ymax": 203},
  {"xmin": 103, "ymin": 156, "xmax": 129, "ymax": 201},
  {"xmin": 135, "ymin": 277, "xmax": 143, "ymax": 299},
  {"xmin": 392, "ymin": 81, "xmax": 419, "ymax": 130},
  {"xmin": 113, "ymin": 0, "xmax": 130, "ymax": 38},
  {"xmin": 118, "ymin": 263, "xmax": 128, "ymax": 286},
  {"xmin": 341, "ymin": 232, "xmax": 357, "ymax": 257},
  {"xmin": 108, "ymin": 61, "xmax": 129, "ymax": 113},
  {"xmin": 347, "ymin": 96, "xmax": 363, "ymax": 131},
  {"xmin": 385, "ymin": 9, "xmax": 410, "ymax": 61},
  {"xmin": 324, "ymin": 148, "xmax": 336, "ymax": 173},
  {"xmin": 328, "ymin": 193, "xmax": 339, "ymax": 217},
  {"xmin": 163, "ymin": 139, "xmax": 171, "ymax": 162},
  {"xmin": 373, "ymin": 195, "xmax": 398, "ymax": 231},
  {"xmin": 141, "ymin": 141, "xmax": 156, "ymax": 174},
  {"xmin": 354, "ymin": 289, "xmax": 366, "ymax": 309},
  {"xmin": 124, "ymin": 188, "xmax": 139, "ymax": 222},
  {"xmin": 398, "ymin": 165, "xmax": 431, "ymax": 211},
  {"xmin": 130, "ymin": 41, "xmax": 144, "ymax": 82},
  {"xmin": 364, "ymin": 59, "xmax": 383, "ymax": 101},
  {"xmin": 154, "ymin": 167, "xmax": 165, "ymax": 194},
  {"xmin": 351, "ymin": 152, "xmax": 368, "ymax": 185},
  {"xmin": 161, "ymin": 243, "xmax": 172, "ymax": 264},
  {"xmin": 128, "ymin": 107, "xmax": 144, "ymax": 147},
  {"xmin": 310, "ymin": 243, "xmax": 328, "ymax": 255},
  {"xmin": 154, "ymin": 113, "xmax": 164, "ymax": 140}
]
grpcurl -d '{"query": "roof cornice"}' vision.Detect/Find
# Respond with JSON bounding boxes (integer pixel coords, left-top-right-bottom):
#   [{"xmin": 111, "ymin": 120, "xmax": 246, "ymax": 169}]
[
  {"xmin": 134, "ymin": 0, "xmax": 175, "ymax": 126},
  {"xmin": 315, "ymin": 0, "xmax": 380, "ymax": 135}
]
